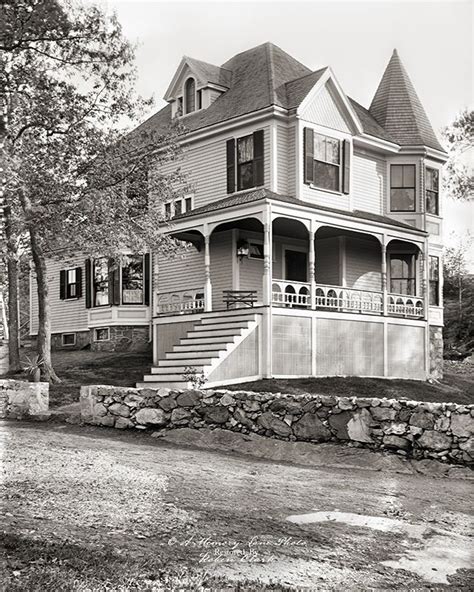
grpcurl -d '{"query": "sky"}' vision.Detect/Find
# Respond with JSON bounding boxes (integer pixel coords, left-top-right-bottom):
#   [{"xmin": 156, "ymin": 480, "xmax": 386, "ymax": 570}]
[{"xmin": 97, "ymin": 0, "xmax": 473, "ymax": 266}]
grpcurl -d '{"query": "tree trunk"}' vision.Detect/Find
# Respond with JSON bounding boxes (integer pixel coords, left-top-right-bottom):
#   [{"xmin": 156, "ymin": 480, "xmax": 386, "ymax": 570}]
[
  {"xmin": 17, "ymin": 189, "xmax": 60, "ymax": 383},
  {"xmin": 29, "ymin": 227, "xmax": 60, "ymax": 383},
  {"xmin": 4, "ymin": 206, "xmax": 21, "ymax": 373}
]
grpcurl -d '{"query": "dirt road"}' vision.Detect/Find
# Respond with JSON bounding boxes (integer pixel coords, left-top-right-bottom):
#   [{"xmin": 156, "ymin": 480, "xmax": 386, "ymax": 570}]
[{"xmin": 2, "ymin": 420, "xmax": 473, "ymax": 591}]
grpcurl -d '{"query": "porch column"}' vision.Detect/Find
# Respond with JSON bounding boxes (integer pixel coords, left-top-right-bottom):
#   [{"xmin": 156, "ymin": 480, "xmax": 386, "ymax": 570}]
[
  {"xmin": 381, "ymin": 236, "xmax": 388, "ymax": 316},
  {"xmin": 204, "ymin": 227, "xmax": 212, "ymax": 312},
  {"xmin": 420, "ymin": 241, "xmax": 429, "ymax": 321},
  {"xmin": 309, "ymin": 225, "xmax": 316, "ymax": 310},
  {"xmin": 262, "ymin": 220, "xmax": 272, "ymax": 306}
]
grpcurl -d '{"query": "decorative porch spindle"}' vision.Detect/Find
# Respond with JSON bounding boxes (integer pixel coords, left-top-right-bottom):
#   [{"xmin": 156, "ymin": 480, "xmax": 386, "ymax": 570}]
[
  {"xmin": 381, "ymin": 240, "xmax": 387, "ymax": 316},
  {"xmin": 262, "ymin": 221, "xmax": 272, "ymax": 305},
  {"xmin": 204, "ymin": 233, "xmax": 212, "ymax": 311},
  {"xmin": 309, "ymin": 229, "xmax": 316, "ymax": 310}
]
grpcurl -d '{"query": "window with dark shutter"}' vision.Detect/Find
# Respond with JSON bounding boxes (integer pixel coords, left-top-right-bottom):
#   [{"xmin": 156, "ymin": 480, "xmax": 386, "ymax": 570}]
[
  {"xmin": 144, "ymin": 254, "xmax": 151, "ymax": 306},
  {"xmin": 253, "ymin": 130, "xmax": 264, "ymax": 187},
  {"xmin": 226, "ymin": 139, "xmax": 236, "ymax": 193},
  {"xmin": 304, "ymin": 127, "xmax": 314, "ymax": 184},
  {"xmin": 342, "ymin": 139, "xmax": 351, "ymax": 194},
  {"xmin": 75, "ymin": 267, "xmax": 83, "ymax": 298},
  {"xmin": 60, "ymin": 267, "xmax": 82, "ymax": 299},
  {"xmin": 93, "ymin": 257, "xmax": 109, "ymax": 306},
  {"xmin": 85, "ymin": 260, "xmax": 92, "ymax": 309},
  {"xmin": 108, "ymin": 259, "xmax": 121, "ymax": 306},
  {"xmin": 59, "ymin": 270, "xmax": 66, "ymax": 300}
]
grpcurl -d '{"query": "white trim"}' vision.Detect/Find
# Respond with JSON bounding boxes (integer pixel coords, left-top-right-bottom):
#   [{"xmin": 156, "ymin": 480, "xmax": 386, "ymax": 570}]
[
  {"xmin": 61, "ymin": 332, "xmax": 76, "ymax": 347},
  {"xmin": 270, "ymin": 121, "xmax": 278, "ymax": 192}
]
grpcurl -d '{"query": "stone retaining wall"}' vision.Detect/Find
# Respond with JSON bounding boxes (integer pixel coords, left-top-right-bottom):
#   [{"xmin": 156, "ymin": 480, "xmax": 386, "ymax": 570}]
[
  {"xmin": 0, "ymin": 379, "xmax": 49, "ymax": 419},
  {"xmin": 80, "ymin": 386, "xmax": 474, "ymax": 466}
]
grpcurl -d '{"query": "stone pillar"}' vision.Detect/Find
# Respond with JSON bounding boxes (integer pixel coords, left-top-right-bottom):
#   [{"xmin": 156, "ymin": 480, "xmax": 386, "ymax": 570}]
[
  {"xmin": 204, "ymin": 230, "xmax": 212, "ymax": 312},
  {"xmin": 429, "ymin": 326, "xmax": 443, "ymax": 379}
]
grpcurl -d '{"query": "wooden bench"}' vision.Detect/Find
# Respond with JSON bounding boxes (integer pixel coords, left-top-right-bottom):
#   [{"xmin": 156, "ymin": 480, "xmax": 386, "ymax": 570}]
[{"xmin": 223, "ymin": 290, "xmax": 258, "ymax": 309}]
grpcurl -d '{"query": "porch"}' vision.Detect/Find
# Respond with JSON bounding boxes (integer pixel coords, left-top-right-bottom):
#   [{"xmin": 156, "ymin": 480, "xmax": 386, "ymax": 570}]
[{"xmin": 155, "ymin": 215, "xmax": 426, "ymax": 320}]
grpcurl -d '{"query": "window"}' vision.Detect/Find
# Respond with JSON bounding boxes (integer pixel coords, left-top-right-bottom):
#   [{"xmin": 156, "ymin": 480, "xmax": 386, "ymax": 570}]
[
  {"xmin": 93, "ymin": 257, "xmax": 109, "ymax": 307},
  {"xmin": 248, "ymin": 241, "xmax": 264, "ymax": 260},
  {"xmin": 390, "ymin": 254, "xmax": 416, "ymax": 295},
  {"xmin": 163, "ymin": 195, "xmax": 193, "ymax": 218},
  {"xmin": 177, "ymin": 97, "xmax": 183, "ymax": 116},
  {"xmin": 226, "ymin": 131, "xmax": 264, "ymax": 193},
  {"xmin": 60, "ymin": 267, "xmax": 82, "ymax": 300},
  {"xmin": 61, "ymin": 333, "xmax": 76, "ymax": 346},
  {"xmin": 426, "ymin": 167, "xmax": 439, "ymax": 215},
  {"xmin": 429, "ymin": 256, "xmax": 440, "ymax": 306},
  {"xmin": 390, "ymin": 164, "xmax": 416, "ymax": 211},
  {"xmin": 94, "ymin": 327, "xmax": 110, "ymax": 342},
  {"xmin": 197, "ymin": 89, "xmax": 202, "ymax": 110},
  {"xmin": 314, "ymin": 133, "xmax": 341, "ymax": 192},
  {"xmin": 121, "ymin": 255, "xmax": 144, "ymax": 304},
  {"xmin": 185, "ymin": 78, "xmax": 195, "ymax": 114}
]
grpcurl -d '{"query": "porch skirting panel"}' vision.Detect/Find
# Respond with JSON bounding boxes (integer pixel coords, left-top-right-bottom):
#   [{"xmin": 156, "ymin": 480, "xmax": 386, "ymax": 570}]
[
  {"xmin": 387, "ymin": 324, "xmax": 425, "ymax": 380},
  {"xmin": 272, "ymin": 316, "xmax": 312, "ymax": 375},
  {"xmin": 206, "ymin": 326, "xmax": 260, "ymax": 384},
  {"xmin": 315, "ymin": 318, "xmax": 384, "ymax": 377}
]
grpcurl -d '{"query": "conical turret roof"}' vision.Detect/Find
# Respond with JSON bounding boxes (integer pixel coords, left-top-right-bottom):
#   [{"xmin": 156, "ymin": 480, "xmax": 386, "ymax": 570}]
[{"xmin": 369, "ymin": 49, "xmax": 445, "ymax": 152}]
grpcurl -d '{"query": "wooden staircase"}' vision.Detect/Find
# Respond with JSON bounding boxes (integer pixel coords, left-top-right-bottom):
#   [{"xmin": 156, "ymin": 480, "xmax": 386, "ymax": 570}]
[{"xmin": 137, "ymin": 311, "xmax": 261, "ymax": 389}]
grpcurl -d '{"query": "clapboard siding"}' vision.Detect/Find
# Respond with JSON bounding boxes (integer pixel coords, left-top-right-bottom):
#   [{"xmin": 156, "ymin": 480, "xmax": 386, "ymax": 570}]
[
  {"xmin": 153, "ymin": 124, "xmax": 270, "ymax": 210},
  {"xmin": 345, "ymin": 237, "xmax": 382, "ymax": 291},
  {"xmin": 30, "ymin": 256, "xmax": 89, "ymax": 335},
  {"xmin": 352, "ymin": 150, "xmax": 386, "ymax": 214},
  {"xmin": 210, "ymin": 231, "xmax": 233, "ymax": 309},
  {"xmin": 276, "ymin": 124, "xmax": 288, "ymax": 194},
  {"xmin": 157, "ymin": 246, "xmax": 205, "ymax": 293},
  {"xmin": 315, "ymin": 237, "xmax": 340, "ymax": 285},
  {"xmin": 300, "ymin": 82, "xmax": 353, "ymax": 133}
]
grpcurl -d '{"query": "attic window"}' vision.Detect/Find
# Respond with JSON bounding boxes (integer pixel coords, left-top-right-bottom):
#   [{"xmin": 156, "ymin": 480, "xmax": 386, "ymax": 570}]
[{"xmin": 185, "ymin": 78, "xmax": 195, "ymax": 114}]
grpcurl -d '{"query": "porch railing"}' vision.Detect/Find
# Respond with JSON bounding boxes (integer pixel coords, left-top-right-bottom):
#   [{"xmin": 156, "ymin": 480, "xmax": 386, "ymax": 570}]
[
  {"xmin": 271, "ymin": 281, "xmax": 424, "ymax": 318},
  {"xmin": 315, "ymin": 284, "xmax": 383, "ymax": 314},
  {"xmin": 272, "ymin": 280, "xmax": 311, "ymax": 308},
  {"xmin": 155, "ymin": 288, "xmax": 205, "ymax": 315},
  {"xmin": 387, "ymin": 294, "xmax": 424, "ymax": 318}
]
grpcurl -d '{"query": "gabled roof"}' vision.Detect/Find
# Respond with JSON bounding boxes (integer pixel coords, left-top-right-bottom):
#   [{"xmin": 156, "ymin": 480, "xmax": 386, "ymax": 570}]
[
  {"xmin": 137, "ymin": 42, "xmax": 394, "ymax": 144},
  {"xmin": 174, "ymin": 188, "xmax": 426, "ymax": 233},
  {"xmin": 369, "ymin": 49, "xmax": 445, "ymax": 152},
  {"xmin": 163, "ymin": 56, "xmax": 232, "ymax": 101}
]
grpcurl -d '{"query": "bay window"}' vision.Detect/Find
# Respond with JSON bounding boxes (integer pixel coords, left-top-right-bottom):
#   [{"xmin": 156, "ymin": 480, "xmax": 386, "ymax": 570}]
[
  {"xmin": 93, "ymin": 257, "xmax": 110, "ymax": 307},
  {"xmin": 429, "ymin": 256, "xmax": 440, "ymax": 306},
  {"xmin": 390, "ymin": 164, "xmax": 416, "ymax": 211},
  {"xmin": 122, "ymin": 255, "xmax": 144, "ymax": 304},
  {"xmin": 426, "ymin": 167, "xmax": 439, "ymax": 215}
]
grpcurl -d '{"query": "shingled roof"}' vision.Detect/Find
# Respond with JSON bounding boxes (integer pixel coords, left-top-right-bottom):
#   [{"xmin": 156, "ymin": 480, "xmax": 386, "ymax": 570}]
[
  {"xmin": 369, "ymin": 49, "xmax": 445, "ymax": 152},
  {"xmin": 136, "ymin": 42, "xmax": 393, "ymax": 144},
  {"xmin": 174, "ymin": 188, "xmax": 426, "ymax": 233}
]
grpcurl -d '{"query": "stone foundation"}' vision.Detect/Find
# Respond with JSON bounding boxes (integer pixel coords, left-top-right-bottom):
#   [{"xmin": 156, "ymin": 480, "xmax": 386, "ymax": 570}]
[
  {"xmin": 0, "ymin": 342, "xmax": 9, "ymax": 375},
  {"xmin": 91, "ymin": 326, "xmax": 150, "ymax": 353},
  {"xmin": 429, "ymin": 326, "xmax": 444, "ymax": 380},
  {"xmin": 51, "ymin": 330, "xmax": 90, "ymax": 351},
  {"xmin": 0, "ymin": 379, "xmax": 49, "ymax": 419},
  {"xmin": 81, "ymin": 386, "xmax": 474, "ymax": 467}
]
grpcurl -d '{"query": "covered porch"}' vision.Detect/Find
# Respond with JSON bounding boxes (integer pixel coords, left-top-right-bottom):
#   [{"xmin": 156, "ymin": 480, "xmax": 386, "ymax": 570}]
[{"xmin": 155, "ymin": 200, "xmax": 427, "ymax": 321}]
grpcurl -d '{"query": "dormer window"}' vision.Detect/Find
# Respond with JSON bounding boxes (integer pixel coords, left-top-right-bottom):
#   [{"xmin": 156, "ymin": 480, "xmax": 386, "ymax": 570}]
[{"xmin": 185, "ymin": 78, "xmax": 195, "ymax": 114}]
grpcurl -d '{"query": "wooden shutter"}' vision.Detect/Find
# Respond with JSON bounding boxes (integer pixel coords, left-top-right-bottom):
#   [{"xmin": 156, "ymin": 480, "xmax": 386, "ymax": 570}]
[
  {"xmin": 226, "ymin": 139, "xmax": 235, "ymax": 193},
  {"xmin": 343, "ymin": 139, "xmax": 351, "ymax": 194},
  {"xmin": 59, "ymin": 270, "xmax": 66, "ymax": 300},
  {"xmin": 85, "ymin": 260, "xmax": 92, "ymax": 308},
  {"xmin": 144, "ymin": 254, "xmax": 150, "ymax": 306},
  {"xmin": 304, "ymin": 127, "xmax": 314, "ymax": 184},
  {"xmin": 253, "ymin": 130, "xmax": 264, "ymax": 187},
  {"xmin": 75, "ymin": 267, "xmax": 83, "ymax": 298},
  {"xmin": 108, "ymin": 258, "xmax": 120, "ymax": 306}
]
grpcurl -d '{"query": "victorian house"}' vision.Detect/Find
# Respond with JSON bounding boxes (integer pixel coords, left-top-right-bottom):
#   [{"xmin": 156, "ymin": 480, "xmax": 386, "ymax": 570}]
[{"xmin": 30, "ymin": 43, "xmax": 447, "ymax": 387}]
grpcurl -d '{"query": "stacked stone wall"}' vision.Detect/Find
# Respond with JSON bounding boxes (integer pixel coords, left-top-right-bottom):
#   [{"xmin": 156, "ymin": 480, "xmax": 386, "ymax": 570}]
[
  {"xmin": 81, "ymin": 386, "xmax": 474, "ymax": 466},
  {"xmin": 0, "ymin": 379, "xmax": 49, "ymax": 419}
]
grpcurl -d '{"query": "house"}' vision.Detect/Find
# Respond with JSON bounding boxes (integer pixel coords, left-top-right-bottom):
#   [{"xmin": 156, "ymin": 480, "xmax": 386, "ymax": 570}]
[{"xmin": 30, "ymin": 42, "xmax": 447, "ymax": 387}]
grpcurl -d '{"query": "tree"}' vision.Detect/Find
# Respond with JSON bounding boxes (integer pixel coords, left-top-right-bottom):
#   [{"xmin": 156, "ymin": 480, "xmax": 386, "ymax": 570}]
[
  {"xmin": 442, "ymin": 109, "xmax": 474, "ymax": 201},
  {"xmin": 1, "ymin": 0, "xmax": 185, "ymax": 381}
]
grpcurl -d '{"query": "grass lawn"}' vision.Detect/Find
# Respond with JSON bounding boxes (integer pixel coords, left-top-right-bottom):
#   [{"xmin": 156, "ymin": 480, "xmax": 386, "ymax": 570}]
[{"xmin": 13, "ymin": 348, "xmax": 474, "ymax": 407}]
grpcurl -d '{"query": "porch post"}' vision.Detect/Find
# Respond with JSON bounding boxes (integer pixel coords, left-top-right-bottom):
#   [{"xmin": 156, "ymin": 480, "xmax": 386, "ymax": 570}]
[
  {"xmin": 421, "ymin": 240, "xmax": 429, "ymax": 321},
  {"xmin": 262, "ymin": 206, "xmax": 272, "ymax": 378},
  {"xmin": 309, "ymin": 222, "xmax": 316, "ymax": 310},
  {"xmin": 204, "ymin": 225, "xmax": 212, "ymax": 312},
  {"xmin": 381, "ymin": 235, "xmax": 388, "ymax": 316}
]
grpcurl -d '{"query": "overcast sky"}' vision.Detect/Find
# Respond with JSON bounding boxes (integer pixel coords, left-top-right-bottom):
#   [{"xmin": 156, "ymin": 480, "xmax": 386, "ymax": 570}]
[{"xmin": 97, "ymin": 0, "xmax": 473, "ymax": 265}]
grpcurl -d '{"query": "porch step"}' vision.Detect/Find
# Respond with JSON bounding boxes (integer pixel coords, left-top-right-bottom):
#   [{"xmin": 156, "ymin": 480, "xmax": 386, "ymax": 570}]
[
  {"xmin": 199, "ymin": 313, "xmax": 257, "ymax": 325},
  {"xmin": 179, "ymin": 335, "xmax": 237, "ymax": 345},
  {"xmin": 142, "ymin": 373, "xmax": 190, "ymax": 382},
  {"xmin": 165, "ymin": 350, "xmax": 224, "ymax": 360},
  {"xmin": 150, "ymin": 365, "xmax": 205, "ymax": 375},
  {"xmin": 136, "ymin": 380, "xmax": 189, "ymax": 389},
  {"xmin": 158, "ymin": 357, "xmax": 215, "ymax": 367},
  {"xmin": 191, "ymin": 320, "xmax": 251, "ymax": 332},
  {"xmin": 173, "ymin": 342, "xmax": 231, "ymax": 353}
]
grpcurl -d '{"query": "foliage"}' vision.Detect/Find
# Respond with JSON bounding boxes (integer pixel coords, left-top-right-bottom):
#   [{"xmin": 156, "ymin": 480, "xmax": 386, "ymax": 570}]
[
  {"xmin": 182, "ymin": 365, "xmax": 207, "ymax": 389},
  {"xmin": 441, "ymin": 109, "xmax": 474, "ymax": 201}
]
